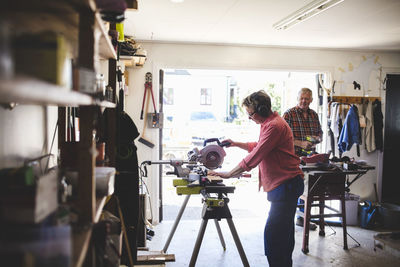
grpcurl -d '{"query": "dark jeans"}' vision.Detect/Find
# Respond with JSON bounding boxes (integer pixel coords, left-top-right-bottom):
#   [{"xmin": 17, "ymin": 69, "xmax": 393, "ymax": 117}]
[{"xmin": 264, "ymin": 175, "xmax": 304, "ymax": 267}]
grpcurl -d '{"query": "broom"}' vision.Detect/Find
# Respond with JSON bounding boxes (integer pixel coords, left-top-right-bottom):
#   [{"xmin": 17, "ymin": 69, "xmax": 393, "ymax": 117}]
[{"xmin": 138, "ymin": 87, "xmax": 155, "ymax": 148}]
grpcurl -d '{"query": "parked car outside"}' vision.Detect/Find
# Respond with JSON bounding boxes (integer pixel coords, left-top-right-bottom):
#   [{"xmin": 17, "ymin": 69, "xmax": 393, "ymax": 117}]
[{"xmin": 187, "ymin": 111, "xmax": 225, "ymax": 147}]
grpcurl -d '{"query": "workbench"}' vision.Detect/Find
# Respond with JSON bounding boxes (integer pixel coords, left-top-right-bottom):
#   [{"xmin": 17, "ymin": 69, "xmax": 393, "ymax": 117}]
[
  {"xmin": 298, "ymin": 163, "xmax": 375, "ymax": 254},
  {"xmin": 301, "ymin": 163, "xmax": 375, "ymax": 191}
]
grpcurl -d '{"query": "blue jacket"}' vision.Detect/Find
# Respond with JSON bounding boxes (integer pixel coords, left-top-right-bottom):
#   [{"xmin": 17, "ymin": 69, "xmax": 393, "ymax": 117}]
[{"xmin": 338, "ymin": 105, "xmax": 360, "ymax": 152}]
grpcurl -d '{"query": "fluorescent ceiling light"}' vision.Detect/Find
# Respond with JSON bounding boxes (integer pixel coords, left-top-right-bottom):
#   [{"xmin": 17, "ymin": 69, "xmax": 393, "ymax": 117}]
[{"xmin": 273, "ymin": 0, "xmax": 345, "ymax": 30}]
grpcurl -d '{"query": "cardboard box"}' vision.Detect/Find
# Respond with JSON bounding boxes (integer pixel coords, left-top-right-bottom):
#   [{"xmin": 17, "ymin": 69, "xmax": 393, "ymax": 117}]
[
  {"xmin": 14, "ymin": 32, "xmax": 67, "ymax": 86},
  {"xmin": 0, "ymin": 169, "xmax": 58, "ymax": 224}
]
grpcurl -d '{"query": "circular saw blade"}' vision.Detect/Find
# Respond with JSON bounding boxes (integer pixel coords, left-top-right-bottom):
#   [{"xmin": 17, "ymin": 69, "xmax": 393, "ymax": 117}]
[{"xmin": 199, "ymin": 145, "xmax": 226, "ymax": 169}]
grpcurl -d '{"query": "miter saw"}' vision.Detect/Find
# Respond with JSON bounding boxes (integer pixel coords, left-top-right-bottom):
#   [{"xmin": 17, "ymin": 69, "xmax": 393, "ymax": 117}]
[
  {"xmin": 141, "ymin": 138, "xmax": 230, "ymax": 187},
  {"xmin": 140, "ymin": 138, "xmax": 249, "ymax": 267}
]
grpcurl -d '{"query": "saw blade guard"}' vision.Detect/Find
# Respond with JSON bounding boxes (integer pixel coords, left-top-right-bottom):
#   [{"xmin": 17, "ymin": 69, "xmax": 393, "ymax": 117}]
[{"xmin": 198, "ymin": 138, "xmax": 229, "ymax": 169}]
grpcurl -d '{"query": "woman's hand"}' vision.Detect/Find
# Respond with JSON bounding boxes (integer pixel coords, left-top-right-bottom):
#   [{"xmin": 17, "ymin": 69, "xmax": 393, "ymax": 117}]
[
  {"xmin": 222, "ymin": 139, "xmax": 235, "ymax": 147},
  {"xmin": 207, "ymin": 170, "xmax": 231, "ymax": 179}
]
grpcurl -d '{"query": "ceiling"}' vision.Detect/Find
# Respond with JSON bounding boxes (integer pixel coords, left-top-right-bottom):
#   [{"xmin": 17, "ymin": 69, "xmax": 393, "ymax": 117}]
[{"xmin": 124, "ymin": 0, "xmax": 400, "ymax": 51}]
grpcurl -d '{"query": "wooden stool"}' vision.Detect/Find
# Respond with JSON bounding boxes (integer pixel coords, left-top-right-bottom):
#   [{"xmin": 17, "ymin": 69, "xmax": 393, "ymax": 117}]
[{"xmin": 298, "ymin": 172, "xmax": 348, "ymax": 254}]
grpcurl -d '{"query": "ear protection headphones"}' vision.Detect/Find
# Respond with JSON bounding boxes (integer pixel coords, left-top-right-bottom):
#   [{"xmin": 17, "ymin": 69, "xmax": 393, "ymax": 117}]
[{"xmin": 250, "ymin": 92, "xmax": 270, "ymax": 117}]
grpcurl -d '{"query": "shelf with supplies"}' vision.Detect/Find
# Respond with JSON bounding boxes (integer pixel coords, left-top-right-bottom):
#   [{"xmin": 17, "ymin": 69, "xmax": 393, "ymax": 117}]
[
  {"xmin": 72, "ymin": 196, "xmax": 108, "ymax": 267},
  {"xmin": 3, "ymin": 0, "xmax": 116, "ymax": 61},
  {"xmin": 0, "ymin": 76, "xmax": 92, "ymax": 107},
  {"xmin": 96, "ymin": 12, "xmax": 118, "ymax": 60},
  {"xmin": 0, "ymin": 76, "xmax": 117, "ymax": 108},
  {"xmin": 1, "ymin": 0, "xmax": 120, "ymax": 266},
  {"xmin": 120, "ymin": 55, "xmax": 147, "ymax": 68}
]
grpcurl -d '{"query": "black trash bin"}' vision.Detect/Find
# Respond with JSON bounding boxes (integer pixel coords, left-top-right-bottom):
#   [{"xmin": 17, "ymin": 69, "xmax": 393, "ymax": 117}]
[{"xmin": 379, "ymin": 203, "xmax": 400, "ymax": 229}]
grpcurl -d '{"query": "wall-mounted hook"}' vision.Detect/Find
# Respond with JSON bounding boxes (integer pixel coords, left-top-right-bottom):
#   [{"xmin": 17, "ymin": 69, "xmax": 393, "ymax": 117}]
[{"xmin": 1, "ymin": 102, "xmax": 17, "ymax": 110}]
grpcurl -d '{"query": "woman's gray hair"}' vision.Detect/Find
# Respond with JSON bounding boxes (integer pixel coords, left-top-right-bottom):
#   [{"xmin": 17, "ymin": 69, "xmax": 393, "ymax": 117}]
[{"xmin": 242, "ymin": 90, "xmax": 272, "ymax": 117}]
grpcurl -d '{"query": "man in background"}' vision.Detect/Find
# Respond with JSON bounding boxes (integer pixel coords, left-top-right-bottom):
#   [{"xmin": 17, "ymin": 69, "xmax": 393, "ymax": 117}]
[{"xmin": 283, "ymin": 87, "xmax": 323, "ymax": 230}]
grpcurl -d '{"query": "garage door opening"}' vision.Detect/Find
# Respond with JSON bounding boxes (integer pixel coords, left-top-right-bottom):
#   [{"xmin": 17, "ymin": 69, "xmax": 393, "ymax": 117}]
[{"xmin": 160, "ymin": 68, "xmax": 321, "ymax": 222}]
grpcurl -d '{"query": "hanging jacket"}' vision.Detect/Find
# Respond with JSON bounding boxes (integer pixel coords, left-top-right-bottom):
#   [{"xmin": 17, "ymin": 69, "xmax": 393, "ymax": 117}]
[
  {"xmin": 338, "ymin": 105, "xmax": 361, "ymax": 153},
  {"xmin": 373, "ymin": 100, "xmax": 384, "ymax": 151},
  {"xmin": 364, "ymin": 101, "xmax": 376, "ymax": 152}
]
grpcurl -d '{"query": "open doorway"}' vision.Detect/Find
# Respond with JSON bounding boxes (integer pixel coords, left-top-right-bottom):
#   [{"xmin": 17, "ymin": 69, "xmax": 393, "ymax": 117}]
[{"xmin": 160, "ymin": 69, "xmax": 320, "ymax": 222}]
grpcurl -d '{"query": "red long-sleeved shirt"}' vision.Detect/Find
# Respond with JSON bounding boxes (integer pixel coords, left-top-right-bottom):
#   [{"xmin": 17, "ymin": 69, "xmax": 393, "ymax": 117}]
[{"xmin": 239, "ymin": 112, "xmax": 304, "ymax": 192}]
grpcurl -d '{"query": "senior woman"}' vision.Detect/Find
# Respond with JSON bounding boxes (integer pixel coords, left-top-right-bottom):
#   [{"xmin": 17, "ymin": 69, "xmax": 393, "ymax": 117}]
[{"xmin": 209, "ymin": 90, "xmax": 304, "ymax": 267}]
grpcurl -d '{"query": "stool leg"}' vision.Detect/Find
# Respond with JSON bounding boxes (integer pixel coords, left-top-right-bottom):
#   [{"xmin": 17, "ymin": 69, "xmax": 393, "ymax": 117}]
[
  {"xmin": 302, "ymin": 197, "xmax": 312, "ymax": 254},
  {"xmin": 340, "ymin": 196, "xmax": 348, "ymax": 250},
  {"xmin": 319, "ymin": 200, "xmax": 325, "ymax": 236}
]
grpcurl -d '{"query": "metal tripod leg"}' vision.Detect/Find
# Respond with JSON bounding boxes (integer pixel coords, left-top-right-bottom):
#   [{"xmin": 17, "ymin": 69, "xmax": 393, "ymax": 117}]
[
  {"xmin": 189, "ymin": 202, "xmax": 249, "ymax": 267},
  {"xmin": 189, "ymin": 218, "xmax": 208, "ymax": 267},
  {"xmin": 214, "ymin": 219, "xmax": 226, "ymax": 250},
  {"xmin": 226, "ymin": 218, "xmax": 250, "ymax": 267},
  {"xmin": 162, "ymin": 194, "xmax": 191, "ymax": 253}
]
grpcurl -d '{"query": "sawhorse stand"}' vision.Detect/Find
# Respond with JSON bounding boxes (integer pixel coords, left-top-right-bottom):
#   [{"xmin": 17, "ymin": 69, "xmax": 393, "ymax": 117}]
[
  {"xmin": 189, "ymin": 196, "xmax": 250, "ymax": 267},
  {"xmin": 162, "ymin": 183, "xmax": 249, "ymax": 267}
]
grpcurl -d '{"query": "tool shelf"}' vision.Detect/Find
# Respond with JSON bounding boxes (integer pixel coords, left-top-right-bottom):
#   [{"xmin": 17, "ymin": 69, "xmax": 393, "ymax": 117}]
[
  {"xmin": 120, "ymin": 55, "xmax": 147, "ymax": 68},
  {"xmin": 1, "ymin": 1, "xmax": 118, "ymax": 267},
  {"xmin": 71, "ymin": 196, "xmax": 107, "ymax": 267},
  {"xmin": 0, "ymin": 76, "xmax": 117, "ymax": 108},
  {"xmin": 4, "ymin": 0, "xmax": 117, "ymax": 61}
]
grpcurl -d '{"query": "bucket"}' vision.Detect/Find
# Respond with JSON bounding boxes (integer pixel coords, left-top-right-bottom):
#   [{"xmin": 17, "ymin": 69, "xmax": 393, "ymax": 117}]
[
  {"xmin": 344, "ymin": 193, "xmax": 360, "ymax": 226},
  {"xmin": 378, "ymin": 203, "xmax": 400, "ymax": 229}
]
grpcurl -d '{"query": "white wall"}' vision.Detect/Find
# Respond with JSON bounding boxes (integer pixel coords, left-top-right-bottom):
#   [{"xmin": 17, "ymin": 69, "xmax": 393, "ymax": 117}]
[
  {"xmin": 125, "ymin": 42, "xmax": 400, "ymax": 223},
  {"xmin": 0, "ymin": 106, "xmax": 47, "ymax": 168}
]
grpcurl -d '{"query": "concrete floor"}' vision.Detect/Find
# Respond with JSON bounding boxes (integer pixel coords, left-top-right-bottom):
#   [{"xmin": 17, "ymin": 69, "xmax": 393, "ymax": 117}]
[
  {"xmin": 145, "ymin": 180, "xmax": 400, "ymax": 267},
  {"xmin": 148, "ymin": 212, "xmax": 399, "ymax": 266}
]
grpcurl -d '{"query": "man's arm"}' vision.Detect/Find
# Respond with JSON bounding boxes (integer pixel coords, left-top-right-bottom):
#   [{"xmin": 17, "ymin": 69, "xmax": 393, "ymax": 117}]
[{"xmin": 294, "ymin": 139, "xmax": 313, "ymax": 149}]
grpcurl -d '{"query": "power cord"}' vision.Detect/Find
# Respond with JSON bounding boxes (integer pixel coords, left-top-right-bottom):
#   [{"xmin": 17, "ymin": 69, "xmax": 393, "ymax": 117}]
[{"xmin": 138, "ymin": 162, "xmax": 154, "ymax": 229}]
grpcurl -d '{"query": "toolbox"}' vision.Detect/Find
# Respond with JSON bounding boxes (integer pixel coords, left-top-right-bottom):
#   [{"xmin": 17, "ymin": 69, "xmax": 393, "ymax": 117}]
[{"xmin": 0, "ymin": 169, "xmax": 58, "ymax": 224}]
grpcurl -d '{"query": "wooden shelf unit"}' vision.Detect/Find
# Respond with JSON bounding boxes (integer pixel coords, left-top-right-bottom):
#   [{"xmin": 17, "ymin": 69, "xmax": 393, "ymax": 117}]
[
  {"xmin": 72, "ymin": 196, "xmax": 108, "ymax": 267},
  {"xmin": 120, "ymin": 55, "xmax": 147, "ymax": 68},
  {"xmin": 96, "ymin": 12, "xmax": 118, "ymax": 60},
  {"xmin": 0, "ymin": 76, "xmax": 117, "ymax": 108},
  {"xmin": 1, "ymin": 1, "xmax": 118, "ymax": 267},
  {"xmin": 4, "ymin": 0, "xmax": 116, "ymax": 61},
  {"xmin": 0, "ymin": 76, "xmax": 92, "ymax": 106}
]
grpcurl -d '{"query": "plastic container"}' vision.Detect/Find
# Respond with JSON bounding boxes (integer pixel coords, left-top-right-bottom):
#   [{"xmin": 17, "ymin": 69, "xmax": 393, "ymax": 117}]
[
  {"xmin": 95, "ymin": 167, "xmax": 116, "ymax": 197},
  {"xmin": 379, "ymin": 203, "xmax": 400, "ymax": 229},
  {"xmin": 344, "ymin": 193, "xmax": 360, "ymax": 225}
]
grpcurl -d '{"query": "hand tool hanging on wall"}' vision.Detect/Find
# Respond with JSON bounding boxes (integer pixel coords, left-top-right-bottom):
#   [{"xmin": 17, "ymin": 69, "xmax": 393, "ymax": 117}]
[
  {"xmin": 138, "ymin": 73, "xmax": 155, "ymax": 148},
  {"xmin": 140, "ymin": 72, "xmax": 157, "ymax": 120}
]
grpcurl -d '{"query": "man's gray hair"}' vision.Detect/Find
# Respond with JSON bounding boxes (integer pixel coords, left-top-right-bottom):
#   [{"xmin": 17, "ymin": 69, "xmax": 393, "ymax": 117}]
[{"xmin": 298, "ymin": 87, "xmax": 313, "ymax": 98}]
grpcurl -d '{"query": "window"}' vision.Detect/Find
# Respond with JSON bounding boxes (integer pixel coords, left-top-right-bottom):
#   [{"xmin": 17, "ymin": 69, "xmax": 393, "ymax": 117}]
[{"xmin": 200, "ymin": 88, "xmax": 212, "ymax": 105}]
